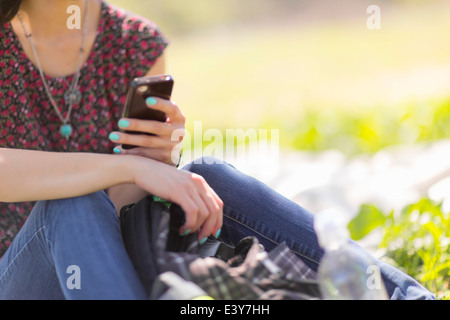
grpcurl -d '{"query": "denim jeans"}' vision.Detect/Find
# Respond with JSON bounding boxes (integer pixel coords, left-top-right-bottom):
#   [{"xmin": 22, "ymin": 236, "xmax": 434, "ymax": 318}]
[{"xmin": 0, "ymin": 157, "xmax": 435, "ymax": 300}]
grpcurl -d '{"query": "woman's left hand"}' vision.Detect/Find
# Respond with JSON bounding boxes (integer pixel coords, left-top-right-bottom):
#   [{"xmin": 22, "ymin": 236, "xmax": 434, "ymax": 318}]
[{"xmin": 109, "ymin": 96, "xmax": 185, "ymax": 166}]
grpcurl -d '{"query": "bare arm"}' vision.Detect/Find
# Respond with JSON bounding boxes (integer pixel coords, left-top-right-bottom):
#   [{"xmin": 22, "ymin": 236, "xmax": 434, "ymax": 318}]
[
  {"xmin": 0, "ymin": 148, "xmax": 133, "ymax": 203},
  {"xmin": 0, "ymin": 147, "xmax": 223, "ymax": 241}
]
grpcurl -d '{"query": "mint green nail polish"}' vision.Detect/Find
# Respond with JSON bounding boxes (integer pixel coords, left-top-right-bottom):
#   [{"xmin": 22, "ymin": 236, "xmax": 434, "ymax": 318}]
[
  {"xmin": 199, "ymin": 237, "xmax": 208, "ymax": 245},
  {"xmin": 214, "ymin": 229, "xmax": 221, "ymax": 239},
  {"xmin": 109, "ymin": 133, "xmax": 120, "ymax": 141},
  {"xmin": 153, "ymin": 196, "xmax": 172, "ymax": 209},
  {"xmin": 118, "ymin": 119, "xmax": 130, "ymax": 128},
  {"xmin": 180, "ymin": 229, "xmax": 191, "ymax": 237},
  {"xmin": 113, "ymin": 147, "xmax": 121, "ymax": 154},
  {"xmin": 146, "ymin": 97, "xmax": 157, "ymax": 106}
]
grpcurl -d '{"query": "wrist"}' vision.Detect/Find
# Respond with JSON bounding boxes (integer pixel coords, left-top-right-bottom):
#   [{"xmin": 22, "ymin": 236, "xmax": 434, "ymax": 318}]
[{"xmin": 112, "ymin": 154, "xmax": 141, "ymax": 186}]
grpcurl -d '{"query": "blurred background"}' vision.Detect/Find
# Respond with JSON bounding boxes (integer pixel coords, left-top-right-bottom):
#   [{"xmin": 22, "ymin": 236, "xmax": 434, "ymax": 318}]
[
  {"xmin": 109, "ymin": 0, "xmax": 450, "ymax": 156},
  {"xmin": 108, "ymin": 0, "xmax": 450, "ymax": 297},
  {"xmin": 107, "ymin": 0, "xmax": 450, "ymax": 212}
]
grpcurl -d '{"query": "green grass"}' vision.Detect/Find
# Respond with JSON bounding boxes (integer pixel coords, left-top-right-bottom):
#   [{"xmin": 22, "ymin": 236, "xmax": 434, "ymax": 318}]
[{"xmin": 349, "ymin": 199, "xmax": 450, "ymax": 299}]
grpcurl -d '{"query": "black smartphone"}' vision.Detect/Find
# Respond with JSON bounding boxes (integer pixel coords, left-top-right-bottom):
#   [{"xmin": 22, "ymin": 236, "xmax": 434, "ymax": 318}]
[{"xmin": 121, "ymin": 74, "xmax": 174, "ymax": 149}]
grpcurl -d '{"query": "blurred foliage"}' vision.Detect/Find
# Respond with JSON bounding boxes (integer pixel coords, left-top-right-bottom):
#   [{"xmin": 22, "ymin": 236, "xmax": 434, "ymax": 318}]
[
  {"xmin": 108, "ymin": 0, "xmax": 447, "ymax": 35},
  {"xmin": 108, "ymin": 0, "xmax": 450, "ymax": 156},
  {"xmin": 108, "ymin": 0, "xmax": 335, "ymax": 35},
  {"xmin": 277, "ymin": 98, "xmax": 450, "ymax": 156},
  {"xmin": 349, "ymin": 199, "xmax": 450, "ymax": 299}
]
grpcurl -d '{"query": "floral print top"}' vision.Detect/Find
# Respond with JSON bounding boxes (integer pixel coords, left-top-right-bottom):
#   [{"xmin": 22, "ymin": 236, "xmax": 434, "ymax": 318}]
[{"xmin": 0, "ymin": 1, "xmax": 169, "ymax": 257}]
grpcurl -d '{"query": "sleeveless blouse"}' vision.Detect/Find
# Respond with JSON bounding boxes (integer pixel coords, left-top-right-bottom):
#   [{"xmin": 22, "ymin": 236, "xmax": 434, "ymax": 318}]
[{"xmin": 0, "ymin": 1, "xmax": 169, "ymax": 257}]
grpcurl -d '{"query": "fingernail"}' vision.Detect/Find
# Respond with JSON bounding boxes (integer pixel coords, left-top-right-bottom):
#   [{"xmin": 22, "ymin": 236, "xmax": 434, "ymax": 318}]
[
  {"xmin": 113, "ymin": 147, "xmax": 121, "ymax": 154},
  {"xmin": 146, "ymin": 97, "xmax": 157, "ymax": 106},
  {"xmin": 109, "ymin": 133, "xmax": 120, "ymax": 141},
  {"xmin": 199, "ymin": 237, "xmax": 208, "ymax": 245},
  {"xmin": 180, "ymin": 229, "xmax": 191, "ymax": 237},
  {"xmin": 214, "ymin": 229, "xmax": 221, "ymax": 239},
  {"xmin": 118, "ymin": 119, "xmax": 130, "ymax": 128}
]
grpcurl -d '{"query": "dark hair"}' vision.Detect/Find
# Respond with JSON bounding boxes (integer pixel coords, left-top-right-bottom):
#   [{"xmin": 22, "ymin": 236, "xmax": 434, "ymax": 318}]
[{"xmin": 0, "ymin": 0, "xmax": 21, "ymax": 25}]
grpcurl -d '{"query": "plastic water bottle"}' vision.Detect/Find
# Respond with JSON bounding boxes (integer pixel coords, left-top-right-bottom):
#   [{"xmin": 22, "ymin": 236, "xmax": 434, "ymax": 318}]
[{"xmin": 314, "ymin": 208, "xmax": 389, "ymax": 300}]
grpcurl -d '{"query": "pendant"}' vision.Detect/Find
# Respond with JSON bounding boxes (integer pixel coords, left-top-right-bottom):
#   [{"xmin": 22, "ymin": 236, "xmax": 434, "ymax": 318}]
[
  {"xmin": 60, "ymin": 124, "xmax": 73, "ymax": 139},
  {"xmin": 64, "ymin": 88, "xmax": 82, "ymax": 105}
]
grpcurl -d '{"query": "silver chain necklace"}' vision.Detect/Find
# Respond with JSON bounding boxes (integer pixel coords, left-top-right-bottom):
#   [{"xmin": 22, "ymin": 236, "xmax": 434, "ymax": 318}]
[{"xmin": 17, "ymin": 1, "xmax": 89, "ymax": 139}]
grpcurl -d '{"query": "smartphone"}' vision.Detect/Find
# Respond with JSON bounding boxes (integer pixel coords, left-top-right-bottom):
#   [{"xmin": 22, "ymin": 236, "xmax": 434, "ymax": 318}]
[{"xmin": 121, "ymin": 74, "xmax": 174, "ymax": 149}]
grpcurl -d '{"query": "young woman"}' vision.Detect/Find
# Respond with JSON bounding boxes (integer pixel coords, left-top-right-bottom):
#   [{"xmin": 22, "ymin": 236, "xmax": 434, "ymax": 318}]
[{"xmin": 0, "ymin": 0, "xmax": 434, "ymax": 299}]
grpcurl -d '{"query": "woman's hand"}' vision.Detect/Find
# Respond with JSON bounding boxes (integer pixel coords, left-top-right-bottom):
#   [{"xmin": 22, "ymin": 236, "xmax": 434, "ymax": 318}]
[
  {"xmin": 131, "ymin": 156, "xmax": 223, "ymax": 243},
  {"xmin": 109, "ymin": 97, "xmax": 185, "ymax": 166}
]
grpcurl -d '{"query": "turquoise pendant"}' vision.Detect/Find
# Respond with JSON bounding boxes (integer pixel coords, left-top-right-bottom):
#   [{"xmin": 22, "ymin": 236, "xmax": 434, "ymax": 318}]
[{"xmin": 60, "ymin": 124, "xmax": 73, "ymax": 138}]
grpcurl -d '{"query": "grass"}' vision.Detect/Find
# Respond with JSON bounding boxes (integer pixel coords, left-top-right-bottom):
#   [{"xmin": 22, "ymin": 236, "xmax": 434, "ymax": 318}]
[{"xmin": 349, "ymin": 199, "xmax": 450, "ymax": 299}]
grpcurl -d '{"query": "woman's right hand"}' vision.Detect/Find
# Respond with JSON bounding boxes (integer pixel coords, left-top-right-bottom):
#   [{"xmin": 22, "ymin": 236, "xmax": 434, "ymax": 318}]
[{"xmin": 131, "ymin": 156, "xmax": 223, "ymax": 243}]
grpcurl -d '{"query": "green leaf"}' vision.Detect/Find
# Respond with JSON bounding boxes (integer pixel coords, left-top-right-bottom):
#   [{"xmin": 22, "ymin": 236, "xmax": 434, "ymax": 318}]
[{"xmin": 348, "ymin": 204, "xmax": 388, "ymax": 240}]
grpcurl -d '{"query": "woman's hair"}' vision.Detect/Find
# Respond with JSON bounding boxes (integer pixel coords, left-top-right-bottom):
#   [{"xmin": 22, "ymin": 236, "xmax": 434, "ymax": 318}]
[{"xmin": 0, "ymin": 0, "xmax": 22, "ymax": 25}]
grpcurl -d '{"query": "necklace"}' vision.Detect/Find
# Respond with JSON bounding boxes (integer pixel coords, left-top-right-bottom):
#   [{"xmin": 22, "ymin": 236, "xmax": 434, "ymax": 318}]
[{"xmin": 17, "ymin": 1, "xmax": 89, "ymax": 139}]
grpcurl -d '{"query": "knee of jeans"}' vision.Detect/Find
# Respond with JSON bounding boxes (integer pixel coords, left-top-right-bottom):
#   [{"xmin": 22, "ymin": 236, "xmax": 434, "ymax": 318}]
[
  {"xmin": 42, "ymin": 191, "xmax": 116, "ymax": 227},
  {"xmin": 183, "ymin": 156, "xmax": 236, "ymax": 181}
]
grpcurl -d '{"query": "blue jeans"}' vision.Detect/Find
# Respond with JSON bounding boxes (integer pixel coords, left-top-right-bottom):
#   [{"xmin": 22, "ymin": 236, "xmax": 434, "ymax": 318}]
[{"xmin": 0, "ymin": 158, "xmax": 434, "ymax": 300}]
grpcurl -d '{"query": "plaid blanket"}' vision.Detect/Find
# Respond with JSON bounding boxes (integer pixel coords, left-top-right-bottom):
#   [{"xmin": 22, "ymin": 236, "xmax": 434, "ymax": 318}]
[{"xmin": 120, "ymin": 196, "xmax": 321, "ymax": 300}]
